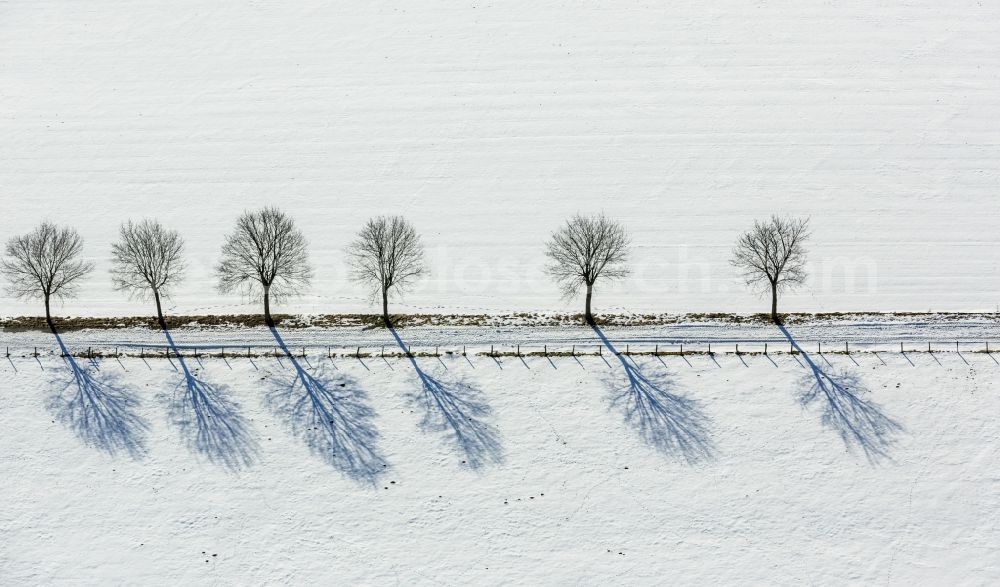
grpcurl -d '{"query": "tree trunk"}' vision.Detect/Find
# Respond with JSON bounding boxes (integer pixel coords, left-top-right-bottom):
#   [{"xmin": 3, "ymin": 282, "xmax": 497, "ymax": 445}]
[
  {"xmin": 153, "ymin": 289, "xmax": 167, "ymax": 331},
  {"xmin": 263, "ymin": 285, "xmax": 274, "ymax": 328},
  {"xmin": 770, "ymin": 283, "xmax": 780, "ymax": 324},
  {"xmin": 585, "ymin": 283, "xmax": 594, "ymax": 326},
  {"xmin": 44, "ymin": 293, "xmax": 56, "ymax": 335},
  {"xmin": 382, "ymin": 287, "xmax": 390, "ymax": 328}
]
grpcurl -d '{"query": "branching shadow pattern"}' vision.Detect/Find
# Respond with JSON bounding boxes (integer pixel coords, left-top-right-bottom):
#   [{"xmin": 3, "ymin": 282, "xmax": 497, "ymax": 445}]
[
  {"xmin": 390, "ymin": 328, "xmax": 503, "ymax": 470},
  {"xmin": 593, "ymin": 326, "xmax": 714, "ymax": 463},
  {"xmin": 49, "ymin": 333, "xmax": 148, "ymax": 458},
  {"xmin": 162, "ymin": 329, "xmax": 259, "ymax": 470},
  {"xmin": 779, "ymin": 325, "xmax": 902, "ymax": 463},
  {"xmin": 267, "ymin": 327, "xmax": 387, "ymax": 483}
]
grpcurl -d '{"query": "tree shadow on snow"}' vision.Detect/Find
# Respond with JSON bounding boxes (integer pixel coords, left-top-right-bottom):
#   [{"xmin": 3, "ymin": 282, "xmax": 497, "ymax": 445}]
[
  {"xmin": 161, "ymin": 328, "xmax": 259, "ymax": 471},
  {"xmin": 49, "ymin": 332, "xmax": 148, "ymax": 459},
  {"xmin": 592, "ymin": 326, "xmax": 714, "ymax": 464},
  {"xmin": 266, "ymin": 327, "xmax": 387, "ymax": 484},
  {"xmin": 779, "ymin": 325, "xmax": 902, "ymax": 463},
  {"xmin": 390, "ymin": 327, "xmax": 503, "ymax": 470}
]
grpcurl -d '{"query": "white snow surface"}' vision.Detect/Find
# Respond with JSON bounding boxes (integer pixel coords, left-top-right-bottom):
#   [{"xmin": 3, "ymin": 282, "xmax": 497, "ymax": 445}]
[
  {"xmin": 2, "ymin": 1, "xmax": 1000, "ymax": 317},
  {"xmin": 1, "ymin": 325, "xmax": 998, "ymax": 584},
  {"xmin": 3, "ymin": 2, "xmax": 1000, "ymax": 584}
]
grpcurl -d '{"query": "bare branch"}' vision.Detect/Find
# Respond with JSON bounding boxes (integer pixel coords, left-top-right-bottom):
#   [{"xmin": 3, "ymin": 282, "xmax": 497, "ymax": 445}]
[
  {"xmin": 1, "ymin": 222, "xmax": 94, "ymax": 302},
  {"xmin": 346, "ymin": 215, "xmax": 426, "ymax": 318},
  {"xmin": 730, "ymin": 215, "xmax": 810, "ymax": 320},
  {"xmin": 544, "ymin": 214, "xmax": 631, "ymax": 298},
  {"xmin": 216, "ymin": 207, "xmax": 313, "ymax": 302},
  {"xmin": 110, "ymin": 219, "xmax": 186, "ymax": 301}
]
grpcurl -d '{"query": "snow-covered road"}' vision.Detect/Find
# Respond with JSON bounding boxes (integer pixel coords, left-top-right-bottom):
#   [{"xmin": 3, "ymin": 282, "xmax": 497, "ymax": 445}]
[{"xmin": 4, "ymin": 315, "xmax": 1000, "ymax": 355}]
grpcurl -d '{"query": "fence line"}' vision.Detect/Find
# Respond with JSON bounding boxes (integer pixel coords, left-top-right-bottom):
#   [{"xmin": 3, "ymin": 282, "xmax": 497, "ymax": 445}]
[{"xmin": 2, "ymin": 340, "xmax": 995, "ymax": 360}]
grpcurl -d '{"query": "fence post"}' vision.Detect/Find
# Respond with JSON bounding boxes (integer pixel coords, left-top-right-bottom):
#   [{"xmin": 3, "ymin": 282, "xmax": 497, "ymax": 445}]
[
  {"xmin": 764, "ymin": 342, "xmax": 768, "ymax": 355},
  {"xmin": 708, "ymin": 342, "xmax": 712, "ymax": 355},
  {"xmin": 845, "ymin": 341, "xmax": 849, "ymax": 354},
  {"xmin": 571, "ymin": 345, "xmax": 575, "ymax": 356},
  {"xmin": 516, "ymin": 344, "xmax": 519, "ymax": 356},
  {"xmin": 680, "ymin": 343, "xmax": 683, "ymax": 355},
  {"xmin": 736, "ymin": 343, "xmax": 740, "ymax": 355},
  {"xmin": 956, "ymin": 341, "xmax": 959, "ymax": 353},
  {"xmin": 928, "ymin": 342, "xmax": 931, "ymax": 352},
  {"xmin": 818, "ymin": 342, "xmax": 821, "ymax": 354},
  {"xmin": 463, "ymin": 345, "xmax": 466, "ymax": 356},
  {"xmin": 625, "ymin": 344, "xmax": 629, "ymax": 355},
  {"xmin": 900, "ymin": 342, "xmax": 903, "ymax": 353},
  {"xmin": 544, "ymin": 345, "xmax": 547, "ymax": 356},
  {"xmin": 356, "ymin": 346, "xmax": 361, "ymax": 358}
]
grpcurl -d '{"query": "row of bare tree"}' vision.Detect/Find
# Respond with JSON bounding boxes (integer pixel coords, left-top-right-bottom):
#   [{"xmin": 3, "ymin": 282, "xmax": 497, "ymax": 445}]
[
  {"xmin": 0, "ymin": 210, "xmax": 810, "ymax": 330},
  {"xmin": 544, "ymin": 213, "xmax": 809, "ymax": 324}
]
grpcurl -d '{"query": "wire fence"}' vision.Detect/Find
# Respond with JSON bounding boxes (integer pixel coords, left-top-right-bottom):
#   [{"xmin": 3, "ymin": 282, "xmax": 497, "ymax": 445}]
[{"xmin": 2, "ymin": 340, "xmax": 996, "ymax": 359}]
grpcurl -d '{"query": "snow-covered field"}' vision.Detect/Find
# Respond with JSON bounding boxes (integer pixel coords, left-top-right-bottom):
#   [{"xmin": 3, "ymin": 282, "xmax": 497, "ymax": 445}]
[
  {"xmin": 1, "ymin": 324, "xmax": 998, "ymax": 584},
  {"xmin": 4, "ymin": 1, "xmax": 1000, "ymax": 585},
  {"xmin": 2, "ymin": 1, "xmax": 1000, "ymax": 318}
]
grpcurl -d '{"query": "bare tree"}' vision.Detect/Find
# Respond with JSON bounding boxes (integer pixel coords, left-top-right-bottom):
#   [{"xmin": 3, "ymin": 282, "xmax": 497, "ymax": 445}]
[
  {"xmin": 110, "ymin": 219, "xmax": 186, "ymax": 329},
  {"xmin": 544, "ymin": 214, "xmax": 631, "ymax": 325},
  {"xmin": 1, "ymin": 222, "xmax": 94, "ymax": 334},
  {"xmin": 347, "ymin": 215, "xmax": 426, "ymax": 327},
  {"xmin": 216, "ymin": 207, "xmax": 312, "ymax": 328},
  {"xmin": 731, "ymin": 215, "xmax": 810, "ymax": 324}
]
